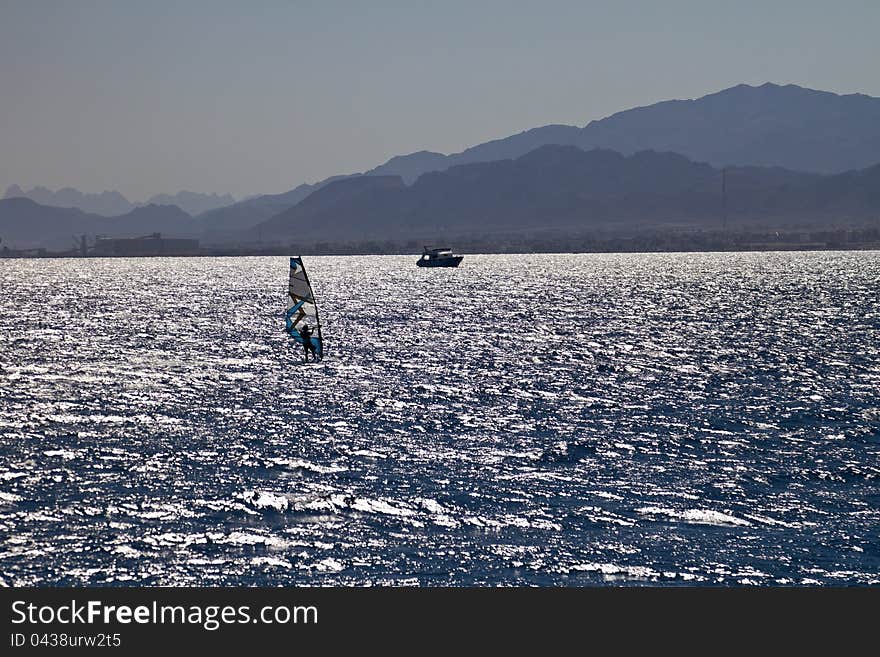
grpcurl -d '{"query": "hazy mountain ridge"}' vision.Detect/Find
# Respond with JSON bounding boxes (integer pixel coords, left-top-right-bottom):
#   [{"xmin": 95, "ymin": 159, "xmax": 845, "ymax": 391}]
[
  {"xmin": 5, "ymin": 144, "xmax": 878, "ymax": 250},
  {"xmin": 360, "ymin": 83, "xmax": 880, "ymax": 186},
  {"xmin": 574, "ymin": 83, "xmax": 880, "ymax": 173},
  {"xmin": 114, "ymin": 204, "xmax": 195, "ymax": 234},
  {"xmin": 3, "ymin": 185, "xmax": 134, "ymax": 217},
  {"xmin": 250, "ymin": 145, "xmax": 879, "ymax": 244},
  {"xmin": 3, "ymin": 185, "xmax": 235, "ymax": 217},
  {"xmin": 0, "ymin": 200, "xmax": 195, "ymax": 250},
  {"xmin": 195, "ymin": 175, "xmax": 356, "ymax": 236},
  {"xmin": 146, "ymin": 191, "xmax": 234, "ymax": 216},
  {"xmin": 5, "ymin": 83, "xmax": 880, "ymax": 248},
  {"xmin": 254, "ymin": 176, "xmax": 406, "ymax": 241}
]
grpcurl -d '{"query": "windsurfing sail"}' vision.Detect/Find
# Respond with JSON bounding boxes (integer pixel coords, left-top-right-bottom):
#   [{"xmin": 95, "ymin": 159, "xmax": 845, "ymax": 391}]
[{"xmin": 285, "ymin": 256, "xmax": 324, "ymax": 359}]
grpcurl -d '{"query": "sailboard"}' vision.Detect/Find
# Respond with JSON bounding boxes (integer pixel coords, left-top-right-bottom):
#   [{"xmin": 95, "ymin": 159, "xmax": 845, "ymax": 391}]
[{"xmin": 285, "ymin": 256, "xmax": 324, "ymax": 360}]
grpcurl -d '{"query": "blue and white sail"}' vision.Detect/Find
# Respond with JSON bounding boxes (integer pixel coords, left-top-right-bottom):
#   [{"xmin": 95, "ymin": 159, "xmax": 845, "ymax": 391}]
[{"xmin": 285, "ymin": 256, "xmax": 323, "ymax": 359}]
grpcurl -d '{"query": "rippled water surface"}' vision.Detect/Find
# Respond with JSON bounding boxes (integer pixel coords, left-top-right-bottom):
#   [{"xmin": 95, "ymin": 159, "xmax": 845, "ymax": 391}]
[{"xmin": 1, "ymin": 252, "xmax": 879, "ymax": 585}]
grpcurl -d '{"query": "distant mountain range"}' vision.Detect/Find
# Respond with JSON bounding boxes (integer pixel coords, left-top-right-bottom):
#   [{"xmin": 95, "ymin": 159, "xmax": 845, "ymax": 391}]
[
  {"xmin": 195, "ymin": 175, "xmax": 354, "ymax": 236},
  {"xmin": 0, "ymin": 199, "xmax": 195, "ymax": 250},
  {"xmin": 4, "ymin": 82, "xmax": 880, "ymax": 249},
  {"xmin": 363, "ymin": 83, "xmax": 880, "ymax": 184},
  {"xmin": 5, "ymin": 145, "xmax": 879, "ymax": 250},
  {"xmin": 3, "ymin": 185, "xmax": 134, "ymax": 217},
  {"xmin": 3, "ymin": 185, "xmax": 234, "ymax": 217},
  {"xmin": 142, "ymin": 191, "xmax": 235, "ymax": 216},
  {"xmin": 205, "ymin": 82, "xmax": 880, "ymax": 233},
  {"xmin": 248, "ymin": 145, "xmax": 878, "ymax": 245}
]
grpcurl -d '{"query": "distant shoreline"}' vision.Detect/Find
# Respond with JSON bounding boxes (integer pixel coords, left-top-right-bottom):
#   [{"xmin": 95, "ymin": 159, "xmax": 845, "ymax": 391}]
[
  {"xmin": 4, "ymin": 225, "xmax": 879, "ymax": 259},
  {"xmin": 3, "ymin": 242, "xmax": 879, "ymax": 259}
]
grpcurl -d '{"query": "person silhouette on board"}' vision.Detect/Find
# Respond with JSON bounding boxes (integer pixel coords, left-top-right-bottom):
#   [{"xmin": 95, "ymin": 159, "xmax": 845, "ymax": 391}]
[{"xmin": 298, "ymin": 324, "xmax": 318, "ymax": 362}]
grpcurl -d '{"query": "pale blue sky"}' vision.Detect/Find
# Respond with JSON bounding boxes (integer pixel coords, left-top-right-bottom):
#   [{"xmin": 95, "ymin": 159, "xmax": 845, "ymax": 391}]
[{"xmin": 1, "ymin": 0, "xmax": 878, "ymax": 200}]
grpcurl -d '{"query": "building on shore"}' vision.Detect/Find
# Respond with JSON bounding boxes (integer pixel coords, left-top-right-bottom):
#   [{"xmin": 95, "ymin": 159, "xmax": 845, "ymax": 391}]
[{"xmin": 90, "ymin": 233, "xmax": 200, "ymax": 257}]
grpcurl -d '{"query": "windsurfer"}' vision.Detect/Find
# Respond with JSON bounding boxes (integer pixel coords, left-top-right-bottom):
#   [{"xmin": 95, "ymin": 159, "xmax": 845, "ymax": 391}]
[
  {"xmin": 299, "ymin": 324, "xmax": 317, "ymax": 361},
  {"xmin": 286, "ymin": 256, "xmax": 323, "ymax": 362}
]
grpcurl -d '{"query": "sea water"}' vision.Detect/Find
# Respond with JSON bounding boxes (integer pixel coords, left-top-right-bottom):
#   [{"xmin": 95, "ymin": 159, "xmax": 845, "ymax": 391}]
[{"xmin": 1, "ymin": 252, "xmax": 878, "ymax": 585}]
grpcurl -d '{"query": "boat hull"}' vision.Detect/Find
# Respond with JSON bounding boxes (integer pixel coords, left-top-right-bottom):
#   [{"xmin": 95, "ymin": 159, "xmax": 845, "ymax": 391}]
[{"xmin": 416, "ymin": 256, "xmax": 463, "ymax": 268}]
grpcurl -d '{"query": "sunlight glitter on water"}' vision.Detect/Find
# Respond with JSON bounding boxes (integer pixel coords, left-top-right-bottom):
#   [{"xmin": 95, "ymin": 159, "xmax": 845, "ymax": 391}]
[{"xmin": 1, "ymin": 252, "xmax": 879, "ymax": 585}]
